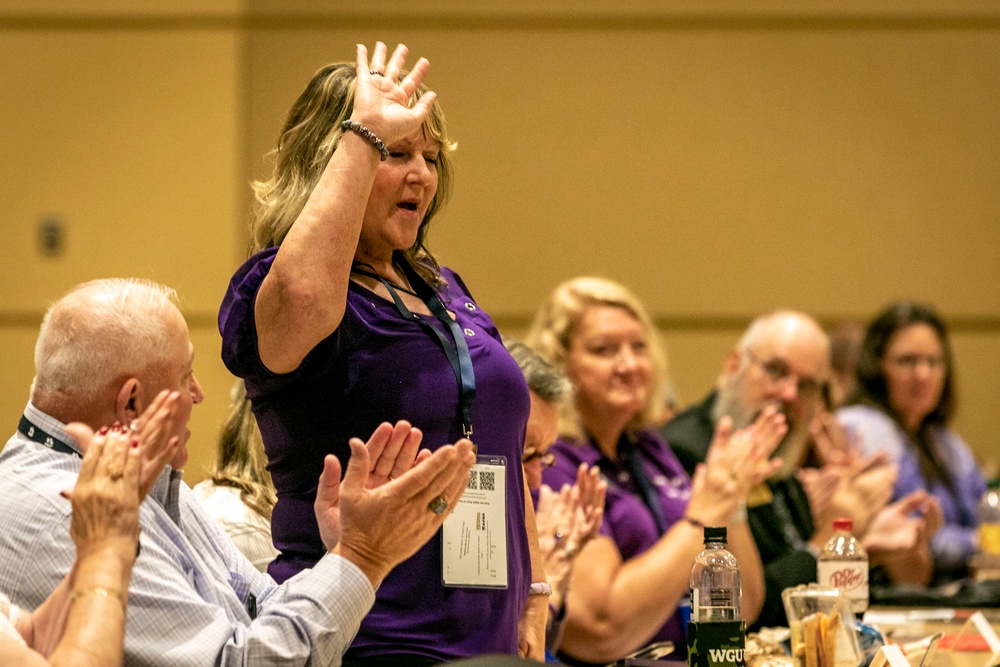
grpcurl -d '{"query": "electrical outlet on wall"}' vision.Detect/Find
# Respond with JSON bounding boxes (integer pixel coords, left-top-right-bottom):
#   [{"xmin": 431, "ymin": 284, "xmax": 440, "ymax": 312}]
[{"xmin": 37, "ymin": 216, "xmax": 65, "ymax": 257}]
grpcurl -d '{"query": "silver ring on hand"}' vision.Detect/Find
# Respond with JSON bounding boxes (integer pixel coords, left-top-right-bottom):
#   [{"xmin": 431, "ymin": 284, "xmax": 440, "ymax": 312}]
[
  {"xmin": 554, "ymin": 531, "xmax": 564, "ymax": 545},
  {"xmin": 428, "ymin": 496, "xmax": 449, "ymax": 515},
  {"xmin": 369, "ymin": 69, "xmax": 385, "ymax": 76}
]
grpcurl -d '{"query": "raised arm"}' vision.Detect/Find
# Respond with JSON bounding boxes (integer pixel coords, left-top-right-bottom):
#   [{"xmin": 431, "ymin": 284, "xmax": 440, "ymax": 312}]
[{"xmin": 255, "ymin": 42, "xmax": 437, "ymax": 374}]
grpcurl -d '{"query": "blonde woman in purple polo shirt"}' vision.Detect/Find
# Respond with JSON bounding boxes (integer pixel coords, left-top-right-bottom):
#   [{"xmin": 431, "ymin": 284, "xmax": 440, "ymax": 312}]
[
  {"xmin": 219, "ymin": 43, "xmax": 543, "ymax": 664},
  {"xmin": 526, "ymin": 277, "xmax": 787, "ymax": 666}
]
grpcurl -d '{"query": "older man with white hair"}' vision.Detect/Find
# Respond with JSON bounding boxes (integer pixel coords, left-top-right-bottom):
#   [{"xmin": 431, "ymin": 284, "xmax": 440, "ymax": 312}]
[
  {"xmin": 0, "ymin": 278, "xmax": 474, "ymax": 666},
  {"xmin": 661, "ymin": 310, "xmax": 940, "ymax": 627}
]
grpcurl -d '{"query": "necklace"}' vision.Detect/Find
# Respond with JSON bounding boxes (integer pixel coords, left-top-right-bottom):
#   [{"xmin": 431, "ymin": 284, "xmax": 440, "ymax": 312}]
[{"xmin": 350, "ymin": 262, "xmax": 419, "ymax": 297}]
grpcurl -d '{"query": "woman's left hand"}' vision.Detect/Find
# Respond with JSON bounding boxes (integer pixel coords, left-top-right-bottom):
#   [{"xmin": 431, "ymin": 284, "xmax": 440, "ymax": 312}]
[
  {"xmin": 62, "ymin": 425, "xmax": 141, "ymax": 565},
  {"xmin": 350, "ymin": 42, "xmax": 438, "ymax": 148}
]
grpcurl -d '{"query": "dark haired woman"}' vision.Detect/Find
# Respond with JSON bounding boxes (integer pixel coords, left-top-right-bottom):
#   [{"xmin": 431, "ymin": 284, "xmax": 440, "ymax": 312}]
[{"xmin": 837, "ymin": 301, "xmax": 986, "ymax": 583}]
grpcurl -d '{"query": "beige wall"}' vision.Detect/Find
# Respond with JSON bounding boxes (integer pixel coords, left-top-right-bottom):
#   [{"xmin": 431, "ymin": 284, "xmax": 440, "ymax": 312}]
[{"xmin": 2, "ymin": 1, "xmax": 999, "ymax": 482}]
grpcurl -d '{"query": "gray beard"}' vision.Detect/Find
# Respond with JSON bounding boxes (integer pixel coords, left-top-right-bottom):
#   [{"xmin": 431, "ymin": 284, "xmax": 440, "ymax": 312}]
[{"xmin": 713, "ymin": 372, "xmax": 811, "ymax": 476}]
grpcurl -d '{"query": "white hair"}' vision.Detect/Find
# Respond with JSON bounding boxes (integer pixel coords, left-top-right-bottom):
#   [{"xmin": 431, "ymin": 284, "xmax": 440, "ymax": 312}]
[
  {"xmin": 33, "ymin": 278, "xmax": 179, "ymax": 399},
  {"xmin": 737, "ymin": 310, "xmax": 829, "ymax": 359}
]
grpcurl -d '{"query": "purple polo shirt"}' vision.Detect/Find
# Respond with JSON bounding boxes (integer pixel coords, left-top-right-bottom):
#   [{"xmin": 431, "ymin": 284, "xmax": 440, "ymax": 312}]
[
  {"xmin": 543, "ymin": 429, "xmax": 693, "ymax": 655},
  {"xmin": 219, "ymin": 247, "xmax": 531, "ymax": 661}
]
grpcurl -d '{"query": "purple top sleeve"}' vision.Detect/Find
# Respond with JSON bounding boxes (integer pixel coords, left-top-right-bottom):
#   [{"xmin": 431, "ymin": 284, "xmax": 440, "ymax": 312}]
[
  {"xmin": 837, "ymin": 404, "xmax": 986, "ymax": 575},
  {"xmin": 543, "ymin": 430, "xmax": 693, "ymax": 656},
  {"xmin": 219, "ymin": 249, "xmax": 532, "ymax": 661}
]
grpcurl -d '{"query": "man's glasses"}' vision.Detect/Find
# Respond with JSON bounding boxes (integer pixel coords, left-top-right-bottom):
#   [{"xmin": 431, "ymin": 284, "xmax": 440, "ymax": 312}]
[
  {"xmin": 522, "ymin": 449, "xmax": 556, "ymax": 468},
  {"xmin": 744, "ymin": 349, "xmax": 825, "ymax": 398}
]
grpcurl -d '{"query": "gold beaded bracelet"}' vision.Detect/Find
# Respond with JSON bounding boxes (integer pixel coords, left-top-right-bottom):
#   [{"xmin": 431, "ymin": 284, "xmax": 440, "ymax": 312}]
[{"xmin": 70, "ymin": 587, "xmax": 126, "ymax": 612}]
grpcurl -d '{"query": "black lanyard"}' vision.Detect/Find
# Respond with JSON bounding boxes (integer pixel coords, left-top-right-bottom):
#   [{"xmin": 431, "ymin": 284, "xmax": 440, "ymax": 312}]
[
  {"xmin": 352, "ymin": 263, "xmax": 476, "ymax": 443},
  {"xmin": 593, "ymin": 433, "xmax": 669, "ymax": 536},
  {"xmin": 18, "ymin": 414, "xmax": 80, "ymax": 457}
]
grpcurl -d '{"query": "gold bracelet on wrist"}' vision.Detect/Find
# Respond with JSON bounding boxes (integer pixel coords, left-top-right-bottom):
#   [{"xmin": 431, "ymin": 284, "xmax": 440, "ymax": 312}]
[{"xmin": 70, "ymin": 586, "xmax": 126, "ymax": 612}]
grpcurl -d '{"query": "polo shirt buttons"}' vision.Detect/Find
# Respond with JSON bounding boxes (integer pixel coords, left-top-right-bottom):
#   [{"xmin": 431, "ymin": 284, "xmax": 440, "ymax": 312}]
[{"xmin": 464, "ymin": 302, "xmax": 477, "ymax": 311}]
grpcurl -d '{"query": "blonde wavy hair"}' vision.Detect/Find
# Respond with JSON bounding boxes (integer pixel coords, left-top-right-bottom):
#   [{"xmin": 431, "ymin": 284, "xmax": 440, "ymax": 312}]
[
  {"xmin": 248, "ymin": 61, "xmax": 457, "ymax": 286},
  {"xmin": 208, "ymin": 381, "xmax": 276, "ymax": 520},
  {"xmin": 525, "ymin": 277, "xmax": 668, "ymax": 441}
]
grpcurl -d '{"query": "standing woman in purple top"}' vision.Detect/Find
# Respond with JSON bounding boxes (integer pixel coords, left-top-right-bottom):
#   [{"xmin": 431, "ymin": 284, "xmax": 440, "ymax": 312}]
[
  {"xmin": 525, "ymin": 277, "xmax": 786, "ymax": 666},
  {"xmin": 218, "ymin": 43, "xmax": 543, "ymax": 664}
]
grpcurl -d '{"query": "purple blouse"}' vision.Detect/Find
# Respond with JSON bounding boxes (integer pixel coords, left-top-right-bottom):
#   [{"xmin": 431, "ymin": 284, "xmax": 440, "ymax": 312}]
[
  {"xmin": 837, "ymin": 404, "xmax": 986, "ymax": 577},
  {"xmin": 542, "ymin": 429, "xmax": 693, "ymax": 657},
  {"xmin": 219, "ymin": 247, "xmax": 531, "ymax": 661}
]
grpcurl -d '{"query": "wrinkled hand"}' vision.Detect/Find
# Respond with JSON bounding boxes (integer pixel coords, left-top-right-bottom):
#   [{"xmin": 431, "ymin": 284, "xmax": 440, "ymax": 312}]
[
  {"xmin": 803, "ymin": 411, "xmax": 896, "ymax": 538},
  {"xmin": 130, "ymin": 390, "xmax": 183, "ymax": 499},
  {"xmin": 319, "ymin": 436, "xmax": 475, "ymax": 586},
  {"xmin": 797, "ymin": 466, "xmax": 841, "ymax": 518},
  {"xmin": 350, "ymin": 42, "xmax": 437, "ymax": 147},
  {"xmin": 517, "ymin": 603, "xmax": 547, "ymax": 661},
  {"xmin": 65, "ymin": 390, "xmax": 182, "ymax": 502},
  {"xmin": 62, "ymin": 425, "xmax": 141, "ymax": 565},
  {"xmin": 862, "ymin": 491, "xmax": 942, "ymax": 586},
  {"xmin": 688, "ymin": 408, "xmax": 787, "ymax": 525},
  {"xmin": 315, "ymin": 421, "xmax": 430, "ymax": 549},
  {"xmin": 817, "ymin": 457, "xmax": 896, "ymax": 538},
  {"xmin": 535, "ymin": 464, "xmax": 607, "ymax": 596},
  {"xmin": 809, "ymin": 411, "xmax": 856, "ymax": 468}
]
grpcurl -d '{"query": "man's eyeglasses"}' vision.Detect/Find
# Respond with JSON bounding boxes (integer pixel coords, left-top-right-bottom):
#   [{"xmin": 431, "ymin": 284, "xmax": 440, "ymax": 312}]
[
  {"xmin": 522, "ymin": 450, "xmax": 556, "ymax": 468},
  {"xmin": 744, "ymin": 349, "xmax": 825, "ymax": 398}
]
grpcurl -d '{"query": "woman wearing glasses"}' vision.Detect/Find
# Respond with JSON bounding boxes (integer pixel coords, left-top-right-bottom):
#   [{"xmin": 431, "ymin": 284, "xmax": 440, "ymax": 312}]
[
  {"xmin": 838, "ymin": 301, "xmax": 986, "ymax": 584},
  {"xmin": 525, "ymin": 277, "xmax": 787, "ymax": 666}
]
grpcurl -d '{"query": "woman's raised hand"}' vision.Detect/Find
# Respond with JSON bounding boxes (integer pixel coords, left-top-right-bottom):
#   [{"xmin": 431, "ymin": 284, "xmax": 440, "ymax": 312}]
[{"xmin": 352, "ymin": 42, "xmax": 437, "ymax": 147}]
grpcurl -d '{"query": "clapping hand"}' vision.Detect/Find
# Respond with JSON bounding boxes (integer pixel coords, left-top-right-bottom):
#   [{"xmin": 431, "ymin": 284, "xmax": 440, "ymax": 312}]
[
  {"xmin": 65, "ymin": 389, "xmax": 182, "ymax": 503},
  {"xmin": 314, "ymin": 428, "xmax": 475, "ymax": 587},
  {"xmin": 687, "ymin": 407, "xmax": 787, "ymax": 526},
  {"xmin": 61, "ymin": 425, "xmax": 141, "ymax": 565},
  {"xmin": 862, "ymin": 490, "xmax": 943, "ymax": 586},
  {"xmin": 536, "ymin": 463, "xmax": 607, "ymax": 596},
  {"xmin": 363, "ymin": 420, "xmax": 430, "ymax": 489},
  {"xmin": 803, "ymin": 411, "xmax": 896, "ymax": 539}
]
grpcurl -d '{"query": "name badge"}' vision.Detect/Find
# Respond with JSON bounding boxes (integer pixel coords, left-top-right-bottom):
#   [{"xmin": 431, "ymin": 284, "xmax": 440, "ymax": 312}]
[{"xmin": 442, "ymin": 455, "xmax": 508, "ymax": 588}]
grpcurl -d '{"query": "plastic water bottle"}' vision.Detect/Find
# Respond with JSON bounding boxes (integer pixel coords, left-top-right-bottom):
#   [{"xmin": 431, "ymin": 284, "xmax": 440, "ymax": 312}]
[
  {"xmin": 690, "ymin": 526, "xmax": 742, "ymax": 621},
  {"xmin": 688, "ymin": 527, "xmax": 744, "ymax": 667},
  {"xmin": 975, "ymin": 483, "xmax": 1000, "ymax": 581},
  {"xmin": 817, "ymin": 518, "xmax": 868, "ymax": 614},
  {"xmin": 978, "ymin": 483, "xmax": 1000, "ymax": 556}
]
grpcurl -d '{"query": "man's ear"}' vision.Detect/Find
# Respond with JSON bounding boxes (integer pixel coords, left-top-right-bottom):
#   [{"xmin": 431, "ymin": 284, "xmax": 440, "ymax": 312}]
[
  {"xmin": 116, "ymin": 378, "xmax": 141, "ymax": 424},
  {"xmin": 722, "ymin": 347, "xmax": 743, "ymax": 378}
]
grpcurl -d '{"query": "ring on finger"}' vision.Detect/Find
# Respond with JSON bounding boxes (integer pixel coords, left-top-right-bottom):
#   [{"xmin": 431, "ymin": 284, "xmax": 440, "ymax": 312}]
[
  {"xmin": 554, "ymin": 531, "xmax": 564, "ymax": 545},
  {"xmin": 108, "ymin": 468, "xmax": 124, "ymax": 481},
  {"xmin": 428, "ymin": 496, "xmax": 448, "ymax": 515},
  {"xmin": 369, "ymin": 69, "xmax": 385, "ymax": 76}
]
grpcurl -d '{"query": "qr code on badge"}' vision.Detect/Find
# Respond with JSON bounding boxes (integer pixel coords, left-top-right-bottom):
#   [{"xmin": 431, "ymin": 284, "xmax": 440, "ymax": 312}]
[
  {"xmin": 467, "ymin": 470, "xmax": 477, "ymax": 490},
  {"xmin": 478, "ymin": 470, "xmax": 496, "ymax": 491}
]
